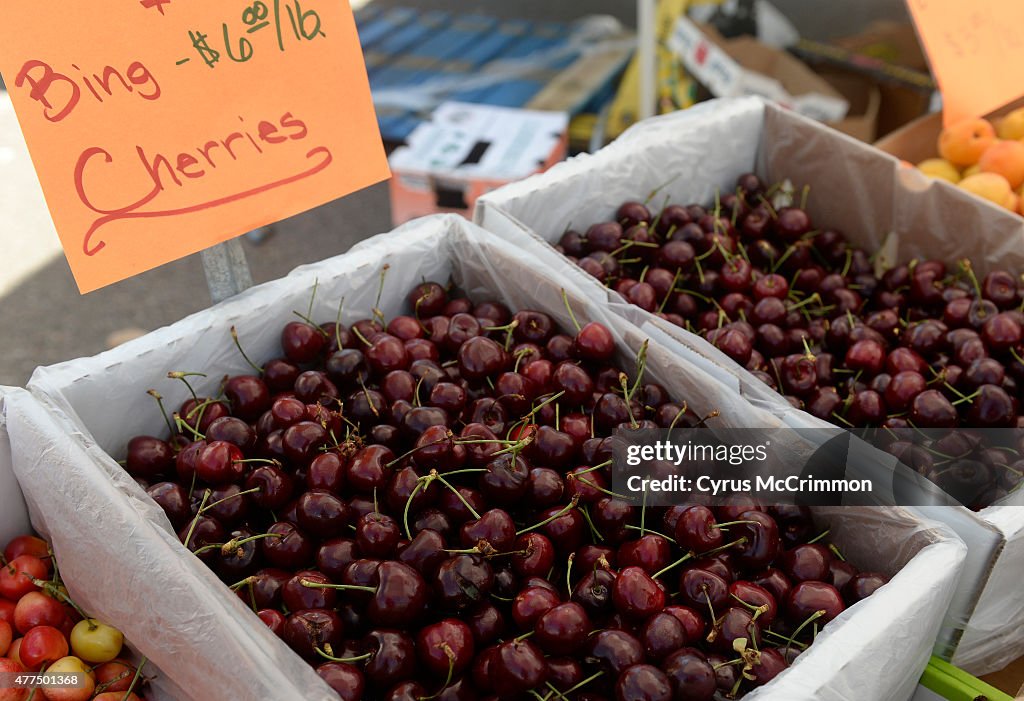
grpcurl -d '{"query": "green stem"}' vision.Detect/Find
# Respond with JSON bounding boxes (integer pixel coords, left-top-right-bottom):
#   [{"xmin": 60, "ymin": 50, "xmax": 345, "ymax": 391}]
[
  {"xmin": 182, "ymin": 490, "xmax": 212, "ymax": 550},
  {"xmin": 517, "ymin": 497, "xmax": 579, "ymax": 536}
]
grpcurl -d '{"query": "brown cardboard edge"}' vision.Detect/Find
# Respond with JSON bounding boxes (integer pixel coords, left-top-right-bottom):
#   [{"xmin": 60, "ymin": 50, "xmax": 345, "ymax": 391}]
[{"xmin": 875, "ymin": 96, "xmax": 1024, "ymax": 164}]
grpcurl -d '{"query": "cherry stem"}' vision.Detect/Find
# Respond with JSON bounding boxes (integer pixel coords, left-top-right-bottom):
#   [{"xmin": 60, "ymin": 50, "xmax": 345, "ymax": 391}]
[
  {"xmin": 657, "ymin": 268, "xmax": 684, "ymax": 314},
  {"xmin": 623, "ymin": 524, "xmax": 676, "ymax": 543},
  {"xmin": 666, "ymin": 401, "xmax": 689, "ymax": 440},
  {"xmin": 301, "ymin": 580, "xmax": 376, "ymax": 594},
  {"xmin": 173, "ymin": 414, "xmax": 204, "ymax": 442},
  {"xmin": 403, "ymin": 478, "xmax": 427, "ymax": 540},
  {"xmin": 351, "ymin": 324, "xmax": 372, "ymax": 347},
  {"xmin": 555, "ymin": 671, "xmax": 604, "ymax": 700},
  {"xmin": 730, "ymin": 593, "xmax": 769, "ymax": 620},
  {"xmin": 828, "ymin": 543, "xmax": 846, "ymax": 562},
  {"xmin": 629, "ymin": 340, "xmax": 650, "ymax": 402},
  {"xmin": 652, "ymin": 551, "xmax": 695, "ymax": 579},
  {"xmin": 202, "ymin": 486, "xmax": 261, "ymax": 514},
  {"xmin": 565, "ymin": 553, "xmax": 575, "ymax": 595},
  {"xmin": 434, "ymin": 472, "xmax": 481, "ymax": 520},
  {"xmin": 123, "ymin": 656, "xmax": 147, "ymax": 700},
  {"xmin": 729, "ymin": 671, "xmax": 744, "ymax": 698},
  {"xmin": 713, "ymin": 520, "xmax": 759, "ymax": 529},
  {"xmin": 579, "ymin": 504, "xmax": 605, "ymax": 543},
  {"xmin": 764, "ymin": 628, "xmax": 807, "ymax": 649},
  {"xmin": 513, "ymin": 347, "xmax": 533, "ymax": 373},
  {"xmin": 230, "ymin": 326, "xmax": 264, "ymax": 374},
  {"xmin": 418, "ymin": 644, "xmax": 456, "ymax": 701},
  {"xmin": 517, "ymin": 496, "xmax": 579, "ymax": 536},
  {"xmin": 953, "ymin": 390, "xmax": 980, "ymax": 406},
  {"xmin": 526, "ymin": 391, "xmax": 567, "ymax": 421},
  {"xmin": 387, "ymin": 432, "xmax": 456, "ymax": 468},
  {"xmin": 960, "ymin": 259, "xmax": 984, "ymax": 300},
  {"xmin": 640, "ymin": 486, "xmax": 648, "ymax": 536},
  {"xmin": 619, "ymin": 374, "xmax": 639, "ymax": 429},
  {"xmin": 440, "ymin": 468, "xmax": 489, "ymax": 478},
  {"xmin": 167, "ymin": 371, "xmax": 205, "ymax": 402},
  {"xmin": 187, "ymin": 396, "xmax": 223, "ymax": 426},
  {"xmin": 575, "ymin": 476, "xmax": 630, "ymax": 501},
  {"xmin": 306, "ymin": 278, "xmax": 320, "ymax": 320},
  {"xmin": 696, "ymin": 409, "xmax": 720, "ymax": 428},
  {"xmin": 770, "ymin": 244, "xmax": 798, "ymax": 274},
  {"xmin": 560, "ymin": 289, "xmax": 582, "ymax": 332},
  {"xmin": 182, "ymin": 490, "xmax": 212, "ymax": 550},
  {"xmin": 807, "ymin": 529, "xmax": 830, "ymax": 544},
  {"xmin": 94, "ymin": 670, "xmax": 134, "ymax": 694},
  {"xmin": 193, "ymin": 532, "xmax": 282, "ymax": 557},
  {"xmin": 573, "ymin": 463, "xmax": 607, "ymax": 477},
  {"xmin": 30, "ymin": 578, "xmax": 88, "ymax": 620},
  {"xmin": 146, "ymin": 390, "xmax": 176, "ymax": 439},
  {"xmin": 786, "ymin": 609, "xmax": 827, "ymax": 650},
  {"xmin": 704, "ymin": 537, "xmax": 748, "ymax": 557},
  {"xmin": 315, "ymin": 647, "xmax": 374, "ymax": 664},
  {"xmin": 713, "ymin": 657, "xmax": 745, "ymax": 670}
]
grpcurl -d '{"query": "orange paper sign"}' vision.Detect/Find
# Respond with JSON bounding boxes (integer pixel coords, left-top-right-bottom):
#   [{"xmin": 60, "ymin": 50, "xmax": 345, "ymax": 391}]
[
  {"xmin": 907, "ymin": 0, "xmax": 1024, "ymax": 127},
  {"xmin": 0, "ymin": 0, "xmax": 389, "ymax": 293}
]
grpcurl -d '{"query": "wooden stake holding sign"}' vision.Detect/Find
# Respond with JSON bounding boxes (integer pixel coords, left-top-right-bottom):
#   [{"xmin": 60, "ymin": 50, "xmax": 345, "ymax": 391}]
[{"xmin": 0, "ymin": 0, "xmax": 390, "ymax": 295}]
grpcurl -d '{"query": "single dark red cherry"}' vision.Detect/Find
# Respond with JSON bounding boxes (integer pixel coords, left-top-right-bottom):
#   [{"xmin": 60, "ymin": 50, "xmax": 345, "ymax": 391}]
[
  {"xmin": 786, "ymin": 580, "xmax": 845, "ymax": 624},
  {"xmin": 612, "ymin": 566, "xmax": 666, "ymax": 620},
  {"xmin": 662, "ymin": 648, "xmax": 716, "ymax": 701},
  {"xmin": 616, "ymin": 664, "xmax": 672, "ymax": 701},
  {"xmin": 534, "ymin": 602, "xmax": 592, "ymax": 656},
  {"xmin": 586, "ymin": 630, "xmax": 644, "ymax": 675},
  {"xmin": 492, "ymin": 639, "xmax": 549, "ymax": 694}
]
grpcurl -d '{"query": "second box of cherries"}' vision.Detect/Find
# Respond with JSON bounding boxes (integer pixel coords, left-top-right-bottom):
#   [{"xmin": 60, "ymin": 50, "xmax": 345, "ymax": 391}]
[
  {"xmin": 122, "ymin": 273, "xmax": 890, "ymax": 701},
  {"xmin": 560, "ymin": 173, "xmax": 1024, "ymax": 511}
]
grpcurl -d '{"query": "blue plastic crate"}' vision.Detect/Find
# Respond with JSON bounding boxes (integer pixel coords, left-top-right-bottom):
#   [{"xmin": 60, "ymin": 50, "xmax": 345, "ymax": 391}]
[{"xmin": 355, "ymin": 5, "xmax": 621, "ymax": 143}]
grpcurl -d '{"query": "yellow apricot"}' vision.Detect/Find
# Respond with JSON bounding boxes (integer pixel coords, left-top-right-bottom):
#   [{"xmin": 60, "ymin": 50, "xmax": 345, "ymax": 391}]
[{"xmin": 938, "ymin": 118, "xmax": 997, "ymax": 167}]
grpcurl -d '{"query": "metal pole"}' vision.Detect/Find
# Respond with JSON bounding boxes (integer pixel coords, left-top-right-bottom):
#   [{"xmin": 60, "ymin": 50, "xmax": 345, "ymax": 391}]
[
  {"xmin": 200, "ymin": 238, "xmax": 254, "ymax": 304},
  {"xmin": 638, "ymin": 0, "xmax": 657, "ymax": 121}
]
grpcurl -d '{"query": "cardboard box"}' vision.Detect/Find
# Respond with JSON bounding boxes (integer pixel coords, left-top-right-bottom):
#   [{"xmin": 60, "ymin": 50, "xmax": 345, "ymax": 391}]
[
  {"xmin": 387, "ymin": 102, "xmax": 568, "ymax": 226},
  {"xmin": 832, "ymin": 20, "xmax": 934, "ymax": 138},
  {"xmin": 979, "ymin": 654, "xmax": 1024, "ymax": 698},
  {"xmin": 476, "ymin": 96, "xmax": 1024, "ymax": 676},
  {"xmin": 820, "ymin": 70, "xmax": 882, "ymax": 142},
  {"xmin": 668, "ymin": 17, "xmax": 849, "ymax": 123}
]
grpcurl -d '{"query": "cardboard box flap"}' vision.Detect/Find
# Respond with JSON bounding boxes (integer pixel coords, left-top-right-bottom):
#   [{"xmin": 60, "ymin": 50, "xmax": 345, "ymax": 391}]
[{"xmin": 669, "ymin": 18, "xmax": 849, "ymax": 123}]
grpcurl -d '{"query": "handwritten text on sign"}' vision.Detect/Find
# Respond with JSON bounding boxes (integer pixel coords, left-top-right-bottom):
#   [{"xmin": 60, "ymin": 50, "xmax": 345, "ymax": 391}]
[
  {"xmin": 906, "ymin": 0, "xmax": 1024, "ymax": 127},
  {"xmin": 0, "ymin": 0, "xmax": 389, "ymax": 293}
]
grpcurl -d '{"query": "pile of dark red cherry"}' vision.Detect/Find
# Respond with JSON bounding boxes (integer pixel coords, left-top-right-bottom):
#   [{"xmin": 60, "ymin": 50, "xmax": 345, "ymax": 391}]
[
  {"xmin": 559, "ymin": 174, "xmax": 1024, "ymax": 509},
  {"xmin": 122, "ymin": 280, "xmax": 888, "ymax": 701}
]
